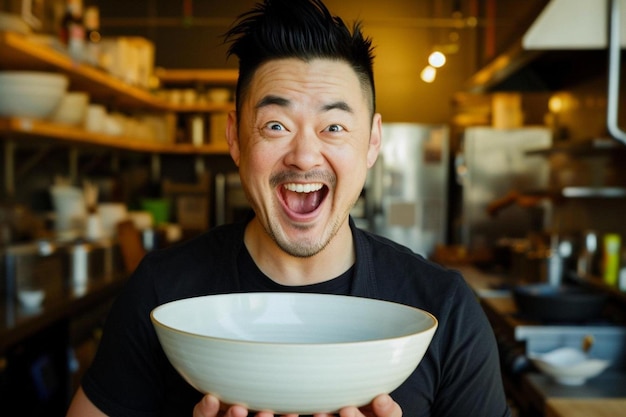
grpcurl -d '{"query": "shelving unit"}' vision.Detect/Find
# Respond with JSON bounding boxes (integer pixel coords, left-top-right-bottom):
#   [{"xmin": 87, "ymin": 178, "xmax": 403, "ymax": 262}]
[
  {"xmin": 0, "ymin": 31, "xmax": 235, "ymax": 146},
  {"xmin": 154, "ymin": 68, "xmax": 238, "ymax": 87},
  {"xmin": 0, "ymin": 30, "xmax": 238, "ymax": 196},
  {"xmin": 522, "ymin": 138, "xmax": 626, "ymax": 201},
  {"xmin": 0, "ymin": 117, "xmax": 229, "ymax": 154}
]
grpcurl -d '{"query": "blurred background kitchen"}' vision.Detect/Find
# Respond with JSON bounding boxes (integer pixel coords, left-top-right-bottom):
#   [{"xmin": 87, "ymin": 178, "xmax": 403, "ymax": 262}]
[{"xmin": 1, "ymin": 0, "xmax": 626, "ymax": 416}]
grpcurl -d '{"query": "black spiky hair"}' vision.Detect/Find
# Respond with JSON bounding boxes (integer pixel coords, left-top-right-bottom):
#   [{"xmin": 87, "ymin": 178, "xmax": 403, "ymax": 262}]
[{"xmin": 224, "ymin": 0, "xmax": 376, "ymax": 114}]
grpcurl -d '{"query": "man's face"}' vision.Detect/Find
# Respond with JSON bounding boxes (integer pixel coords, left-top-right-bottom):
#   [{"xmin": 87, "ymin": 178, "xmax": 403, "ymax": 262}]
[{"xmin": 227, "ymin": 58, "xmax": 381, "ymax": 258}]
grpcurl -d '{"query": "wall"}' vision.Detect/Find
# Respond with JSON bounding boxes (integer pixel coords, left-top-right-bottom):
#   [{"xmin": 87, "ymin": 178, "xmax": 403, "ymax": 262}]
[{"xmin": 91, "ymin": 0, "xmax": 517, "ymax": 125}]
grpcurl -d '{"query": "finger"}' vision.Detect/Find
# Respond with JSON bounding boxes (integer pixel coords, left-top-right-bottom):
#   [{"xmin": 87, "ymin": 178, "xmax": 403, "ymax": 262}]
[
  {"xmin": 225, "ymin": 404, "xmax": 249, "ymax": 417},
  {"xmin": 370, "ymin": 395, "xmax": 401, "ymax": 417},
  {"xmin": 194, "ymin": 395, "xmax": 221, "ymax": 417}
]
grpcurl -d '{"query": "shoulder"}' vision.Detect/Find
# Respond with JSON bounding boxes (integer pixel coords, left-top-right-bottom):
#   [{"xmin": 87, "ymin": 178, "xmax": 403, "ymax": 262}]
[
  {"xmin": 123, "ymin": 222, "xmax": 246, "ymax": 305},
  {"xmin": 355, "ymin": 228, "xmax": 479, "ymax": 323},
  {"xmin": 358, "ymin": 228, "xmax": 465, "ymax": 289}
]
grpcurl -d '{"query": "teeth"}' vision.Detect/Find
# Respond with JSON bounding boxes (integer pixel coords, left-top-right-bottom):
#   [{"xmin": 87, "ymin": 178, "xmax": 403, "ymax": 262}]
[{"xmin": 283, "ymin": 183, "xmax": 323, "ymax": 193}]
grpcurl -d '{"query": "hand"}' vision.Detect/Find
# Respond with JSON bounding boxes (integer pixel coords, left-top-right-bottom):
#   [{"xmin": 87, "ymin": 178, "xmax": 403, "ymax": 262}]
[
  {"xmin": 193, "ymin": 394, "xmax": 401, "ymax": 417},
  {"xmin": 333, "ymin": 394, "xmax": 402, "ymax": 417}
]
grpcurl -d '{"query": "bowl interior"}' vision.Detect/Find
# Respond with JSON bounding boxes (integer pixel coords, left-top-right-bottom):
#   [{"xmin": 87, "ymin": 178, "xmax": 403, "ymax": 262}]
[{"xmin": 152, "ymin": 292, "xmax": 436, "ymax": 344}]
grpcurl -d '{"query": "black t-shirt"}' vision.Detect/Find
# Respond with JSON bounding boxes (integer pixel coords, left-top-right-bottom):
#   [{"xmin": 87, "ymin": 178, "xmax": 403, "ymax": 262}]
[
  {"xmin": 239, "ymin": 245, "xmax": 353, "ymax": 294},
  {"xmin": 81, "ymin": 219, "xmax": 511, "ymax": 417}
]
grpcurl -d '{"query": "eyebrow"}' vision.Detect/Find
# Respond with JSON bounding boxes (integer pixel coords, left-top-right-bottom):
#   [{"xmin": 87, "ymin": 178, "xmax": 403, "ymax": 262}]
[
  {"xmin": 322, "ymin": 101, "xmax": 353, "ymax": 113},
  {"xmin": 255, "ymin": 95, "xmax": 354, "ymax": 114},
  {"xmin": 256, "ymin": 95, "xmax": 290, "ymax": 109}
]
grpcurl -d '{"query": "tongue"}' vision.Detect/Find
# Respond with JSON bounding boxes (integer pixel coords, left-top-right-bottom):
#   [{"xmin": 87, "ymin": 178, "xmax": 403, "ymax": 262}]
[{"xmin": 284, "ymin": 190, "xmax": 322, "ymax": 214}]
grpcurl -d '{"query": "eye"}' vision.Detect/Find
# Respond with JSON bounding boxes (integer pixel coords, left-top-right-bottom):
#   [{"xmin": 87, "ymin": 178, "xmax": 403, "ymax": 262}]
[
  {"xmin": 325, "ymin": 124, "xmax": 344, "ymax": 133},
  {"xmin": 266, "ymin": 121, "xmax": 285, "ymax": 131}
]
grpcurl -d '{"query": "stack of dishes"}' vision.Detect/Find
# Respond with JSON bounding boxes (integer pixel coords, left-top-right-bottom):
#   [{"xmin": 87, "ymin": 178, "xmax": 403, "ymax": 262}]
[{"xmin": 0, "ymin": 71, "xmax": 69, "ymax": 119}]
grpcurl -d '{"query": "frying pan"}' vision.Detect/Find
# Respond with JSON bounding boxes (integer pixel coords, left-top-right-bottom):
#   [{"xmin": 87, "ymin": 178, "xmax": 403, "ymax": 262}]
[{"xmin": 512, "ymin": 283, "xmax": 608, "ymax": 323}]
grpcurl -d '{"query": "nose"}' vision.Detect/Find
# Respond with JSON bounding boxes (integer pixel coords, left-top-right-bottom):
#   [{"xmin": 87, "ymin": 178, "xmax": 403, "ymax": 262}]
[{"xmin": 283, "ymin": 130, "xmax": 324, "ymax": 171}]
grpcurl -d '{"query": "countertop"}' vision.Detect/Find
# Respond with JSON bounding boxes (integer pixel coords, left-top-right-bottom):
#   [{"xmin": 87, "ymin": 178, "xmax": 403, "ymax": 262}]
[
  {"xmin": 545, "ymin": 398, "xmax": 626, "ymax": 417},
  {"xmin": 451, "ymin": 263, "xmax": 626, "ymax": 417},
  {"xmin": 0, "ymin": 271, "xmax": 127, "ymax": 353}
]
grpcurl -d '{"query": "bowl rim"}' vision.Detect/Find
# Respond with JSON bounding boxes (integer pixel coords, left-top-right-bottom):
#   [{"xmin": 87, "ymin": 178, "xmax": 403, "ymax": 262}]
[{"xmin": 151, "ymin": 292, "xmax": 438, "ymax": 347}]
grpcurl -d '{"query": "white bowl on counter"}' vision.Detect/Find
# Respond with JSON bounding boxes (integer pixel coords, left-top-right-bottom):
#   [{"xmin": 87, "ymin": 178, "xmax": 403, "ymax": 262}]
[
  {"xmin": 17, "ymin": 289, "xmax": 46, "ymax": 310},
  {"xmin": 151, "ymin": 292, "xmax": 438, "ymax": 415},
  {"xmin": 529, "ymin": 347, "xmax": 610, "ymax": 386}
]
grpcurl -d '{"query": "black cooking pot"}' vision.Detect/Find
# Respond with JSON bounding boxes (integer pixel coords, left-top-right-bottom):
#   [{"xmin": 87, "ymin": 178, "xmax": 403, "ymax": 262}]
[{"xmin": 512, "ymin": 283, "xmax": 608, "ymax": 323}]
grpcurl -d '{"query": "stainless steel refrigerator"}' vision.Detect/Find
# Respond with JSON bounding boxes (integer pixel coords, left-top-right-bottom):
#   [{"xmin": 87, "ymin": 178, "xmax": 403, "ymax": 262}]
[
  {"xmin": 457, "ymin": 126, "xmax": 553, "ymax": 252},
  {"xmin": 362, "ymin": 123, "xmax": 450, "ymax": 258}
]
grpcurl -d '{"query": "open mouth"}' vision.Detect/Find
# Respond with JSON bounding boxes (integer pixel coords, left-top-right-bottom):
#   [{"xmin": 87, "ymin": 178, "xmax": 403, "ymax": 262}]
[{"xmin": 280, "ymin": 182, "xmax": 328, "ymax": 215}]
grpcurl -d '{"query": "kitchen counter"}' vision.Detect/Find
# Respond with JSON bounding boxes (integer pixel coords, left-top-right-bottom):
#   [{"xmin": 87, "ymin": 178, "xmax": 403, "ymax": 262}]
[
  {"xmin": 0, "ymin": 271, "xmax": 127, "ymax": 353},
  {"xmin": 545, "ymin": 398, "xmax": 626, "ymax": 417},
  {"xmin": 450, "ymin": 263, "xmax": 626, "ymax": 417}
]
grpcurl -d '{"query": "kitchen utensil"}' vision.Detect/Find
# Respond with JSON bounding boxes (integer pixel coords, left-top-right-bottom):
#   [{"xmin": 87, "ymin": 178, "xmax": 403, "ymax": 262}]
[{"xmin": 151, "ymin": 292, "xmax": 437, "ymax": 415}]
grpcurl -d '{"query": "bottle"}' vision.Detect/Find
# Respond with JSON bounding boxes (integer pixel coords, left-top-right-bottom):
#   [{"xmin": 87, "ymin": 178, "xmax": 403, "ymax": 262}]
[
  {"xmin": 60, "ymin": 0, "xmax": 86, "ymax": 62},
  {"xmin": 602, "ymin": 233, "xmax": 621, "ymax": 286},
  {"xmin": 577, "ymin": 230, "xmax": 598, "ymax": 278},
  {"xmin": 84, "ymin": 6, "xmax": 101, "ymax": 66}
]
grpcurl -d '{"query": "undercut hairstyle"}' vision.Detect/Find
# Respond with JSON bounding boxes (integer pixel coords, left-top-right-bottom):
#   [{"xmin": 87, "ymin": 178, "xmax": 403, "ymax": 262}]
[{"xmin": 224, "ymin": 0, "xmax": 376, "ymax": 116}]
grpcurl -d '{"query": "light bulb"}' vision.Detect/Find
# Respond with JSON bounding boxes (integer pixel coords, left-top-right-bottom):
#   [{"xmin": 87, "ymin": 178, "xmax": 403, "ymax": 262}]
[
  {"xmin": 420, "ymin": 66, "xmax": 437, "ymax": 83},
  {"xmin": 428, "ymin": 51, "xmax": 446, "ymax": 68}
]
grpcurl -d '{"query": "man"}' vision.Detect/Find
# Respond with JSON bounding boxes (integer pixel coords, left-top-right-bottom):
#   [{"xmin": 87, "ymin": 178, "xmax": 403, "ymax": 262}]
[{"xmin": 67, "ymin": 1, "xmax": 511, "ymax": 416}]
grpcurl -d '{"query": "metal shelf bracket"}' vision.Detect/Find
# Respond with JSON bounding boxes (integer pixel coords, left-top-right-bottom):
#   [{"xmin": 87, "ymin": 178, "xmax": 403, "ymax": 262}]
[{"xmin": 607, "ymin": 0, "xmax": 626, "ymax": 144}]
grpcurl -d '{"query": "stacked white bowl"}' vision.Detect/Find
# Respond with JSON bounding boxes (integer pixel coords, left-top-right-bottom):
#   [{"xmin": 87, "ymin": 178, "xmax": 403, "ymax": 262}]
[{"xmin": 0, "ymin": 71, "xmax": 69, "ymax": 119}]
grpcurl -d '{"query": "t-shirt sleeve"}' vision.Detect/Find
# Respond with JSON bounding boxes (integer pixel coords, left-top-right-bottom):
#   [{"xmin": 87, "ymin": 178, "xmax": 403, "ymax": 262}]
[{"xmin": 80, "ymin": 254, "xmax": 200, "ymax": 416}]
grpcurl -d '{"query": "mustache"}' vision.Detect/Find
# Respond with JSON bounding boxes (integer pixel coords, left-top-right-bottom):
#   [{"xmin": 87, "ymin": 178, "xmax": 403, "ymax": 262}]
[{"xmin": 270, "ymin": 170, "xmax": 336, "ymax": 188}]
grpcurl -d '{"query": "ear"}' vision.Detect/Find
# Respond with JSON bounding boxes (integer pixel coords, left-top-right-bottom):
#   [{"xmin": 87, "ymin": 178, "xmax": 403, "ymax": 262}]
[
  {"xmin": 226, "ymin": 110, "xmax": 240, "ymax": 167},
  {"xmin": 366, "ymin": 113, "xmax": 382, "ymax": 168}
]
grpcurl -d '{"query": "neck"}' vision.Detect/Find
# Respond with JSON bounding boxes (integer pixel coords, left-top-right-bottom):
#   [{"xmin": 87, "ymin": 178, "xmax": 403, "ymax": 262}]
[{"xmin": 244, "ymin": 218, "xmax": 355, "ymax": 286}]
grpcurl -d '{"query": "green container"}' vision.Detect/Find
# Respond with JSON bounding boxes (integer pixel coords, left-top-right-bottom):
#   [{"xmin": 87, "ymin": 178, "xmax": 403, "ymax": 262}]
[{"xmin": 140, "ymin": 198, "xmax": 170, "ymax": 226}]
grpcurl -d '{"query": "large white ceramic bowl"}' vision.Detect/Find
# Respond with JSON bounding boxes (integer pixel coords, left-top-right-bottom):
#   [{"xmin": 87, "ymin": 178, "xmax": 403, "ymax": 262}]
[
  {"xmin": 151, "ymin": 292, "xmax": 438, "ymax": 414},
  {"xmin": 0, "ymin": 71, "xmax": 68, "ymax": 119},
  {"xmin": 529, "ymin": 347, "xmax": 610, "ymax": 386}
]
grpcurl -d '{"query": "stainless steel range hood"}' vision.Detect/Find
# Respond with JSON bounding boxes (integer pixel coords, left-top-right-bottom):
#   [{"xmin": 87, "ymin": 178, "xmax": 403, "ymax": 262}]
[
  {"xmin": 523, "ymin": 0, "xmax": 626, "ymax": 50},
  {"xmin": 466, "ymin": 0, "xmax": 626, "ymax": 144},
  {"xmin": 467, "ymin": 0, "xmax": 625, "ymax": 93}
]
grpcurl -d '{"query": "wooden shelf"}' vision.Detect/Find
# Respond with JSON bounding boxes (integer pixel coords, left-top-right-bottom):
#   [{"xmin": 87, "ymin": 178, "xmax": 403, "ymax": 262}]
[
  {"xmin": 174, "ymin": 103, "xmax": 234, "ymax": 113},
  {"xmin": 0, "ymin": 31, "xmax": 171, "ymax": 111},
  {"xmin": 0, "ymin": 117, "xmax": 229, "ymax": 155},
  {"xmin": 155, "ymin": 68, "xmax": 238, "ymax": 86}
]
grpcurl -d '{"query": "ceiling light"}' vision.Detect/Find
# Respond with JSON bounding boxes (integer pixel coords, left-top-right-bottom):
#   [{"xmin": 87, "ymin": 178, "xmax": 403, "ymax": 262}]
[
  {"xmin": 428, "ymin": 51, "xmax": 447, "ymax": 68},
  {"xmin": 420, "ymin": 66, "xmax": 437, "ymax": 83}
]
